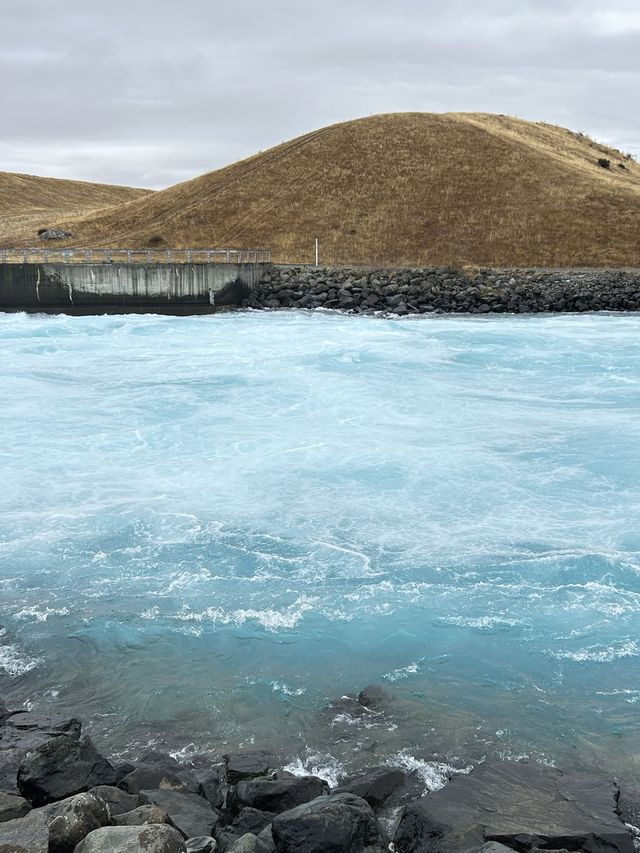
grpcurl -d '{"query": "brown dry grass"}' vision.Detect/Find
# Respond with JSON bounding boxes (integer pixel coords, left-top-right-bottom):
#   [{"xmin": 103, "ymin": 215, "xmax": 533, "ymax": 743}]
[
  {"xmin": 0, "ymin": 171, "xmax": 152, "ymax": 247},
  {"xmin": 9, "ymin": 113, "xmax": 640, "ymax": 266}
]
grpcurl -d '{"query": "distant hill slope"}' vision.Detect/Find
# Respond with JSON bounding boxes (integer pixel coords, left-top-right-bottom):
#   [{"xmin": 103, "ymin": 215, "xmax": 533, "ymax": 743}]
[
  {"xmin": 48, "ymin": 114, "xmax": 640, "ymax": 265},
  {"xmin": 0, "ymin": 171, "xmax": 152, "ymax": 246}
]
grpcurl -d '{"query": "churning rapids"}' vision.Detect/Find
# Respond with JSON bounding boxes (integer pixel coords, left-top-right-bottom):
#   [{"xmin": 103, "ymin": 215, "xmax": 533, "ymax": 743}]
[{"xmin": 1, "ymin": 310, "xmax": 640, "ymax": 790}]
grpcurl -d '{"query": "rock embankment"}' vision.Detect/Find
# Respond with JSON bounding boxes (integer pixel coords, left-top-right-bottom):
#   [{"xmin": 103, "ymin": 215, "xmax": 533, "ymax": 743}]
[
  {"xmin": 244, "ymin": 266, "xmax": 640, "ymax": 314},
  {"xmin": 0, "ymin": 691, "xmax": 638, "ymax": 853}
]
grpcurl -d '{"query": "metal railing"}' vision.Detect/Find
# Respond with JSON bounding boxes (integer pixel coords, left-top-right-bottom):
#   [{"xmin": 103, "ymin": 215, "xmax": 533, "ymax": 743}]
[{"xmin": 0, "ymin": 247, "xmax": 272, "ymax": 265}]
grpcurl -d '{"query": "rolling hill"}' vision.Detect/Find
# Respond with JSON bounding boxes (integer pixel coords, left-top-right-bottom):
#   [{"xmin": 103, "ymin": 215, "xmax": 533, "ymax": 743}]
[
  {"xmin": 0, "ymin": 171, "xmax": 152, "ymax": 247},
  {"xmin": 9, "ymin": 113, "xmax": 640, "ymax": 266}
]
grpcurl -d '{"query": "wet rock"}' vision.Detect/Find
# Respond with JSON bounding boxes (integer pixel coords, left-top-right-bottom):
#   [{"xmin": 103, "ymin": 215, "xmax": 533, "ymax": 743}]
[
  {"xmin": 114, "ymin": 760, "xmax": 137, "ymax": 784},
  {"xmin": 357, "ymin": 685, "xmax": 389, "ymax": 711},
  {"xmin": 0, "ymin": 696, "xmax": 12, "ymax": 727},
  {"xmin": 271, "ymin": 792, "xmax": 385, "ymax": 852},
  {"xmin": 113, "ymin": 804, "xmax": 172, "ymax": 826},
  {"xmin": 141, "ymin": 788, "xmax": 219, "ymax": 839},
  {"xmin": 5, "ymin": 711, "xmax": 81, "ymax": 739},
  {"xmin": 74, "ymin": 823, "xmax": 186, "ymax": 852},
  {"xmin": 0, "ymin": 809, "xmax": 48, "ymax": 853},
  {"xmin": 195, "ymin": 768, "xmax": 225, "ymax": 810},
  {"xmin": 41, "ymin": 791, "xmax": 110, "ymax": 853},
  {"xmin": 213, "ymin": 826, "xmax": 241, "ymax": 852},
  {"xmin": 16, "ymin": 735, "xmax": 116, "ymax": 806},
  {"xmin": 231, "ymin": 807, "xmax": 276, "ymax": 835},
  {"xmin": 224, "ymin": 752, "xmax": 271, "ymax": 785},
  {"xmin": 0, "ymin": 790, "xmax": 31, "ymax": 822},
  {"xmin": 233, "ymin": 775, "xmax": 327, "ymax": 814},
  {"xmin": 120, "ymin": 753, "xmax": 201, "ymax": 794},
  {"xmin": 0, "ymin": 715, "xmax": 78, "ymax": 793},
  {"xmin": 227, "ymin": 834, "xmax": 271, "ymax": 853},
  {"xmin": 89, "ymin": 784, "xmax": 142, "ymax": 816},
  {"xmin": 185, "ymin": 837, "xmax": 217, "ymax": 853},
  {"xmin": 393, "ymin": 761, "xmax": 633, "ymax": 853},
  {"xmin": 256, "ymin": 824, "xmax": 276, "ymax": 852},
  {"xmin": 334, "ymin": 766, "xmax": 405, "ymax": 810}
]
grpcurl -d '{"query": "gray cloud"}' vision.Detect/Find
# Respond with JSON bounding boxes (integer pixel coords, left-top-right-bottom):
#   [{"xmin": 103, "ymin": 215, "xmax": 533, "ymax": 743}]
[{"xmin": 2, "ymin": 0, "xmax": 639, "ymax": 187}]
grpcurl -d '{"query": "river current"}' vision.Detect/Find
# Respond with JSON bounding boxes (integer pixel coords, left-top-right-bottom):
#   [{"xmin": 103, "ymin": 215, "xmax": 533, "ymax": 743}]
[{"xmin": 1, "ymin": 310, "xmax": 639, "ymax": 789}]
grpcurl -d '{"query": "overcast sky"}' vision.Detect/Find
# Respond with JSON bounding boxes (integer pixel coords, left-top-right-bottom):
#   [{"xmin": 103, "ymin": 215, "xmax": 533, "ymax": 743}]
[{"xmin": 2, "ymin": 0, "xmax": 639, "ymax": 189}]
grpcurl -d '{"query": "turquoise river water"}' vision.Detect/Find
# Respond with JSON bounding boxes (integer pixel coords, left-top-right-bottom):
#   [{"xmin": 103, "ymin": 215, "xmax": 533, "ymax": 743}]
[{"xmin": 1, "ymin": 310, "xmax": 640, "ymax": 789}]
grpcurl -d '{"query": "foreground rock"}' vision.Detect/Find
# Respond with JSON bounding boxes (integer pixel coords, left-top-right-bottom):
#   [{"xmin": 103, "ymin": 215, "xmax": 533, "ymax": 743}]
[
  {"xmin": 41, "ymin": 791, "xmax": 110, "ymax": 853},
  {"xmin": 74, "ymin": 824, "xmax": 186, "ymax": 852},
  {"xmin": 232, "ymin": 774, "xmax": 327, "ymax": 814},
  {"xmin": 0, "ymin": 809, "xmax": 49, "ymax": 853},
  {"xmin": 17, "ymin": 735, "xmax": 116, "ymax": 806},
  {"xmin": 224, "ymin": 752, "xmax": 271, "ymax": 785},
  {"xmin": 120, "ymin": 751, "xmax": 201, "ymax": 794},
  {"xmin": 271, "ymin": 792, "xmax": 385, "ymax": 853},
  {"xmin": 89, "ymin": 784, "xmax": 142, "ymax": 816},
  {"xmin": 0, "ymin": 710, "xmax": 81, "ymax": 794},
  {"xmin": 113, "ymin": 804, "xmax": 172, "ymax": 826},
  {"xmin": 334, "ymin": 766, "xmax": 405, "ymax": 810},
  {"xmin": 393, "ymin": 760, "xmax": 633, "ymax": 853},
  {"xmin": 141, "ymin": 788, "xmax": 220, "ymax": 839},
  {"xmin": 0, "ymin": 790, "xmax": 31, "ymax": 822}
]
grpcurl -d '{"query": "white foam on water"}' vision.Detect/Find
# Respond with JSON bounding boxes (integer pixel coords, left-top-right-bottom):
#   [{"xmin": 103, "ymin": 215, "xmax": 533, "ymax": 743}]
[
  {"xmin": 439, "ymin": 615, "xmax": 520, "ymax": 629},
  {"xmin": 383, "ymin": 659, "xmax": 424, "ymax": 682},
  {"xmin": 14, "ymin": 605, "xmax": 70, "ymax": 622},
  {"xmin": 283, "ymin": 751, "xmax": 346, "ymax": 788},
  {"xmin": 173, "ymin": 595, "xmax": 318, "ymax": 631},
  {"xmin": 0, "ymin": 629, "xmax": 40, "ymax": 677},
  {"xmin": 552, "ymin": 640, "xmax": 640, "ymax": 663},
  {"xmin": 386, "ymin": 749, "xmax": 472, "ymax": 793}
]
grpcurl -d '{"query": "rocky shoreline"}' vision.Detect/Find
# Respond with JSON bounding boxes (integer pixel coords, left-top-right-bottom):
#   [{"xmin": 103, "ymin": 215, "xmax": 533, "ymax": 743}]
[
  {"xmin": 243, "ymin": 265, "xmax": 640, "ymax": 314},
  {"xmin": 1, "ymin": 690, "xmax": 639, "ymax": 853}
]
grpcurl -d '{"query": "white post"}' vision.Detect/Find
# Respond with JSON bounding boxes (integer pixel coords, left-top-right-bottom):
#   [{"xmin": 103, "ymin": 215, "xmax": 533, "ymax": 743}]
[{"xmin": 315, "ymin": 237, "xmax": 319, "ymax": 267}]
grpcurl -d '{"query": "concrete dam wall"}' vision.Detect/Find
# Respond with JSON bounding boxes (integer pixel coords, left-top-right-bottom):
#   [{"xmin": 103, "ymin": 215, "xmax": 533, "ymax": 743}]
[{"xmin": 0, "ymin": 261, "xmax": 270, "ymax": 313}]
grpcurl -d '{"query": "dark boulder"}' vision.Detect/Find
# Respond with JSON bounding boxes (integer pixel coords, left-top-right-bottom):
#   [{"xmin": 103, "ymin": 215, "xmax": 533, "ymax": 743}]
[
  {"xmin": 17, "ymin": 735, "xmax": 116, "ymax": 806},
  {"xmin": 393, "ymin": 761, "xmax": 633, "ymax": 853},
  {"xmin": 271, "ymin": 792, "xmax": 385, "ymax": 852},
  {"xmin": 5, "ymin": 710, "xmax": 81, "ymax": 739},
  {"xmin": 185, "ymin": 837, "xmax": 217, "ymax": 853},
  {"xmin": 0, "ymin": 713, "xmax": 78, "ymax": 793},
  {"xmin": 334, "ymin": 766, "xmax": 405, "ymax": 810},
  {"xmin": 113, "ymin": 804, "xmax": 172, "ymax": 826},
  {"xmin": 74, "ymin": 823, "xmax": 186, "ymax": 852},
  {"xmin": 0, "ymin": 790, "xmax": 31, "ymax": 822},
  {"xmin": 227, "ymin": 834, "xmax": 271, "ymax": 852},
  {"xmin": 214, "ymin": 826, "xmax": 242, "ymax": 852},
  {"xmin": 233, "ymin": 775, "xmax": 327, "ymax": 814},
  {"xmin": 40, "ymin": 791, "xmax": 110, "ymax": 853},
  {"xmin": 224, "ymin": 752, "xmax": 271, "ymax": 785},
  {"xmin": 121, "ymin": 763, "xmax": 201, "ymax": 795},
  {"xmin": 0, "ymin": 809, "xmax": 48, "ymax": 853},
  {"xmin": 232, "ymin": 806, "xmax": 276, "ymax": 834},
  {"xmin": 140, "ymin": 788, "xmax": 220, "ymax": 839},
  {"xmin": 195, "ymin": 767, "xmax": 225, "ymax": 809},
  {"xmin": 0, "ymin": 696, "xmax": 11, "ymax": 727},
  {"xmin": 357, "ymin": 685, "xmax": 389, "ymax": 711},
  {"xmin": 114, "ymin": 760, "xmax": 137, "ymax": 783},
  {"xmin": 89, "ymin": 784, "xmax": 143, "ymax": 816},
  {"xmin": 256, "ymin": 823, "xmax": 276, "ymax": 852},
  {"xmin": 120, "ymin": 755, "xmax": 201, "ymax": 795}
]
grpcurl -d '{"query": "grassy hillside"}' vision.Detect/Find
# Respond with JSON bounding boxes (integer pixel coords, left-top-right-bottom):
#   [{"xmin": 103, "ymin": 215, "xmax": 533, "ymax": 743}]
[
  {"xmin": 28, "ymin": 114, "xmax": 640, "ymax": 265},
  {"xmin": 0, "ymin": 172, "xmax": 152, "ymax": 247}
]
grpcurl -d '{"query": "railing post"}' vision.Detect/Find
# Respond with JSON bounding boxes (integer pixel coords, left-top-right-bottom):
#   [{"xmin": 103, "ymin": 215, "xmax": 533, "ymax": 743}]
[{"xmin": 126, "ymin": 250, "xmax": 131, "ymax": 263}]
